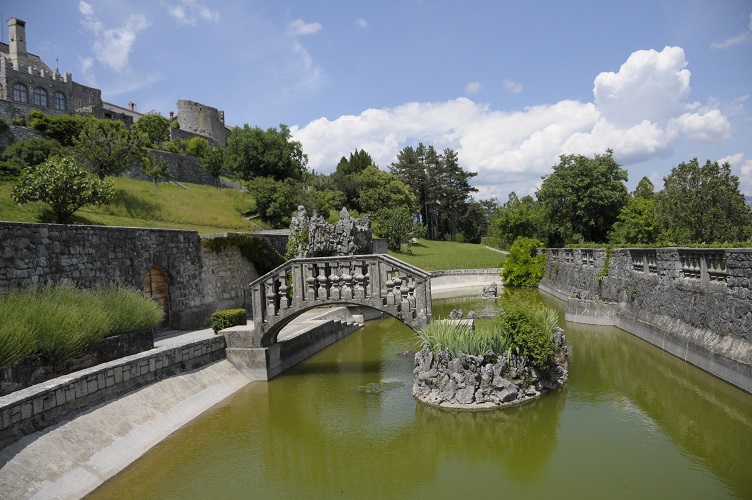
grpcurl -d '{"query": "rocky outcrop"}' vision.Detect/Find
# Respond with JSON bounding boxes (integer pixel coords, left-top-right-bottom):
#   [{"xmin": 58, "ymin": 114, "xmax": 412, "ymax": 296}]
[
  {"xmin": 288, "ymin": 206, "xmax": 372, "ymax": 258},
  {"xmin": 413, "ymin": 327, "xmax": 568, "ymax": 409}
]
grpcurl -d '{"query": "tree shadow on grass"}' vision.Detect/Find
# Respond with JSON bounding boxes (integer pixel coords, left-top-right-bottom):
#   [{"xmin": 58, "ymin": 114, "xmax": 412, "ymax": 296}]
[{"xmin": 102, "ymin": 189, "xmax": 162, "ymax": 220}]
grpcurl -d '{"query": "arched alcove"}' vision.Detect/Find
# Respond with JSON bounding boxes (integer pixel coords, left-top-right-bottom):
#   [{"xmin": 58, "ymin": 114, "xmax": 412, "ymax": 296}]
[{"xmin": 143, "ymin": 266, "xmax": 170, "ymax": 327}]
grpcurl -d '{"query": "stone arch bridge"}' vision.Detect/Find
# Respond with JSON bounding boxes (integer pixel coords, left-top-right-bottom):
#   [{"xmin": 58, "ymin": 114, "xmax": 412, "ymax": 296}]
[{"xmin": 247, "ymin": 254, "xmax": 432, "ymax": 347}]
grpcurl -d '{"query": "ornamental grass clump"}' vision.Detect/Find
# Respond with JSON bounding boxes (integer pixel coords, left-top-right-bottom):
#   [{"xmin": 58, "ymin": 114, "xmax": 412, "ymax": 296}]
[
  {"xmin": 0, "ymin": 285, "xmax": 165, "ymax": 367},
  {"xmin": 416, "ymin": 302, "xmax": 560, "ymax": 369}
]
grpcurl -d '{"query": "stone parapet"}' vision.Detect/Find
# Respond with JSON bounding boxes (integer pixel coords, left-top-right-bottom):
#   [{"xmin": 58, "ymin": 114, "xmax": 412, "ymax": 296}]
[
  {"xmin": 0, "ymin": 336, "xmax": 226, "ymax": 449},
  {"xmin": 540, "ymin": 247, "xmax": 752, "ymax": 393}
]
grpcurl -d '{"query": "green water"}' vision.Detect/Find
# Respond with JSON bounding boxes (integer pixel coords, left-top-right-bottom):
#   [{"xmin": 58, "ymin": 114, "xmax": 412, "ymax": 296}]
[{"xmin": 90, "ymin": 291, "xmax": 752, "ymax": 499}]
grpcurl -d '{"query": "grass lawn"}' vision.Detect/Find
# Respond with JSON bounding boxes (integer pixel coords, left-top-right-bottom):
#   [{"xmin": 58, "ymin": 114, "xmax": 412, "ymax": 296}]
[
  {"xmin": 389, "ymin": 239, "xmax": 506, "ymax": 271},
  {"xmin": 0, "ymin": 177, "xmax": 266, "ymax": 234}
]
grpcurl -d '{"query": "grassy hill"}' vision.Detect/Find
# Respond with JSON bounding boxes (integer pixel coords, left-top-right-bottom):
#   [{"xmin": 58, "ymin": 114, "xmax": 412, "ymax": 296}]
[
  {"xmin": 0, "ymin": 177, "xmax": 266, "ymax": 234},
  {"xmin": 1, "ymin": 176, "xmax": 504, "ymax": 269}
]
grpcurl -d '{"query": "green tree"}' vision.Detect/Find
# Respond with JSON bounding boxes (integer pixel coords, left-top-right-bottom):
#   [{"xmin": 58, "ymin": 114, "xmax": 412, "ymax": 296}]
[
  {"xmin": 488, "ymin": 193, "xmax": 543, "ymax": 249},
  {"xmin": 374, "ymin": 207, "xmax": 416, "ymax": 252},
  {"xmin": 142, "ymin": 152, "xmax": 170, "ymax": 189},
  {"xmin": 536, "ymin": 150, "xmax": 628, "ymax": 246},
  {"xmin": 501, "ymin": 237, "xmax": 546, "ymax": 287},
  {"xmin": 29, "ymin": 110, "xmax": 87, "ymax": 147},
  {"xmin": 332, "ymin": 148, "xmax": 376, "ymax": 210},
  {"xmin": 11, "ymin": 155, "xmax": 114, "ymax": 223},
  {"xmin": 185, "ymin": 136, "xmax": 212, "ymax": 158},
  {"xmin": 248, "ymin": 177, "xmax": 301, "ymax": 227},
  {"xmin": 390, "ymin": 144, "xmax": 477, "ymax": 241},
  {"xmin": 436, "ymin": 148, "xmax": 478, "ymax": 240},
  {"xmin": 460, "ymin": 201, "xmax": 490, "ymax": 243},
  {"xmin": 225, "ymin": 124, "xmax": 307, "ymax": 182},
  {"xmin": 198, "ymin": 145, "xmax": 225, "ymax": 188},
  {"xmin": 73, "ymin": 117, "xmax": 147, "ymax": 179},
  {"xmin": 1, "ymin": 137, "xmax": 62, "ymax": 168},
  {"xmin": 355, "ymin": 166, "xmax": 416, "ymax": 214},
  {"xmin": 608, "ymin": 176, "xmax": 657, "ymax": 245},
  {"xmin": 655, "ymin": 158, "xmax": 752, "ymax": 243},
  {"xmin": 131, "ymin": 112, "xmax": 169, "ymax": 147}
]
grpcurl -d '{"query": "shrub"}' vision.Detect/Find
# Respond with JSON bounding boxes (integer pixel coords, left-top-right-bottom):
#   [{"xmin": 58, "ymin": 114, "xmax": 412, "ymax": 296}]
[
  {"xmin": 501, "ymin": 237, "xmax": 546, "ymax": 287},
  {"xmin": 0, "ymin": 285, "xmax": 165, "ymax": 367},
  {"xmin": 1, "ymin": 137, "xmax": 62, "ymax": 168},
  {"xmin": 498, "ymin": 304, "xmax": 556, "ymax": 369},
  {"xmin": 417, "ymin": 320, "xmax": 510, "ymax": 357},
  {"xmin": 211, "ymin": 309, "xmax": 247, "ymax": 333}
]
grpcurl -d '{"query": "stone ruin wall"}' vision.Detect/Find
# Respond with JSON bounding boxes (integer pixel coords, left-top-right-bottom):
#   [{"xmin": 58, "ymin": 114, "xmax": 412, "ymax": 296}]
[
  {"xmin": 176, "ymin": 100, "xmax": 231, "ymax": 147},
  {"xmin": 0, "ymin": 222, "xmax": 260, "ymax": 330}
]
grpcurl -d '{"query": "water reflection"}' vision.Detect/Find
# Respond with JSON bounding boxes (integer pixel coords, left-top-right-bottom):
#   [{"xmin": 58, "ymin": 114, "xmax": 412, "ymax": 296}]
[{"xmin": 89, "ymin": 291, "xmax": 752, "ymax": 499}]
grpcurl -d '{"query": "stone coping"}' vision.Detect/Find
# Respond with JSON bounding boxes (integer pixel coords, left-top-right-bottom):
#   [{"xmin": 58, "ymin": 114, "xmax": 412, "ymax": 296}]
[
  {"xmin": 0, "ymin": 335, "xmax": 226, "ymax": 449},
  {"xmin": 430, "ymin": 268, "xmax": 503, "ymax": 277}
]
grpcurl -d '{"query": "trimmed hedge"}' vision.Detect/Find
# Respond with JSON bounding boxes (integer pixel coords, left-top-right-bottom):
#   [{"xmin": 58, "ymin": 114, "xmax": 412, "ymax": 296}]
[{"xmin": 211, "ymin": 308, "xmax": 247, "ymax": 333}]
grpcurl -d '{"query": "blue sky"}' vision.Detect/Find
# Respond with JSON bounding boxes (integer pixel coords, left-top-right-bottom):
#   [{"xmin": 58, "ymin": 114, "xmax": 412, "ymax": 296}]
[{"xmin": 3, "ymin": 0, "xmax": 751, "ymax": 201}]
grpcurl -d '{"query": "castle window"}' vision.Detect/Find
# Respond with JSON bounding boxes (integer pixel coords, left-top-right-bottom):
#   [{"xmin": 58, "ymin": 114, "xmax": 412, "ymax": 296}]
[
  {"xmin": 53, "ymin": 91, "xmax": 67, "ymax": 111},
  {"xmin": 33, "ymin": 87, "xmax": 48, "ymax": 107},
  {"xmin": 12, "ymin": 83, "xmax": 28, "ymax": 103}
]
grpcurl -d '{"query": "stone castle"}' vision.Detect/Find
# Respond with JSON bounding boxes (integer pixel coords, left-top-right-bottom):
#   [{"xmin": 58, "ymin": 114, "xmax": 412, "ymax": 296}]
[{"xmin": 0, "ymin": 16, "xmax": 230, "ymax": 146}]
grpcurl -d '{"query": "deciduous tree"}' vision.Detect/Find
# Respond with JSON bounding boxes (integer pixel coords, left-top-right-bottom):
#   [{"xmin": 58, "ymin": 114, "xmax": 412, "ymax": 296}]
[
  {"xmin": 225, "ymin": 124, "xmax": 307, "ymax": 182},
  {"xmin": 655, "ymin": 158, "xmax": 752, "ymax": 243},
  {"xmin": 11, "ymin": 155, "xmax": 114, "ymax": 223},
  {"xmin": 536, "ymin": 150, "xmax": 628, "ymax": 246},
  {"xmin": 73, "ymin": 117, "xmax": 146, "ymax": 179},
  {"xmin": 131, "ymin": 112, "xmax": 170, "ymax": 147}
]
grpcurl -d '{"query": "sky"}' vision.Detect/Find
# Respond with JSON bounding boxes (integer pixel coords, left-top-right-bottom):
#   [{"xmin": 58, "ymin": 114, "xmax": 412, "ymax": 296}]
[{"xmin": 2, "ymin": 0, "xmax": 751, "ymax": 201}]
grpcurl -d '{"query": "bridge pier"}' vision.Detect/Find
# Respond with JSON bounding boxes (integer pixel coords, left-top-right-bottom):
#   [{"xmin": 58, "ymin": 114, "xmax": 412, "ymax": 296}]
[{"xmin": 222, "ymin": 306, "xmax": 364, "ymax": 380}]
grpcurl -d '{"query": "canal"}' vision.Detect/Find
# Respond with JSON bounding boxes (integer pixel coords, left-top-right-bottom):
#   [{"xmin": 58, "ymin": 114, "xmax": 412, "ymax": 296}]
[{"xmin": 90, "ymin": 290, "xmax": 752, "ymax": 499}]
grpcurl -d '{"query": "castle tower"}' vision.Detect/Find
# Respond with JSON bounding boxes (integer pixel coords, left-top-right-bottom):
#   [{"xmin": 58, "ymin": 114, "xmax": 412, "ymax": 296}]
[{"xmin": 8, "ymin": 17, "xmax": 27, "ymax": 70}]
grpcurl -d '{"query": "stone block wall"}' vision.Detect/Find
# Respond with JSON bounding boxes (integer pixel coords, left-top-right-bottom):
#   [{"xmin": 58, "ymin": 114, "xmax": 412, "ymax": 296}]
[
  {"xmin": 540, "ymin": 247, "xmax": 752, "ymax": 392},
  {"xmin": 0, "ymin": 222, "xmax": 259, "ymax": 330},
  {"xmin": 121, "ymin": 149, "xmax": 218, "ymax": 187},
  {"xmin": 541, "ymin": 248, "xmax": 752, "ymax": 340}
]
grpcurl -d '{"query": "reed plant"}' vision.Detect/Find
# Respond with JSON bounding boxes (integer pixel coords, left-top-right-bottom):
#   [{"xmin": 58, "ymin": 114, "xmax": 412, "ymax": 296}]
[
  {"xmin": 0, "ymin": 285, "xmax": 165, "ymax": 367},
  {"xmin": 417, "ymin": 302, "xmax": 560, "ymax": 367}
]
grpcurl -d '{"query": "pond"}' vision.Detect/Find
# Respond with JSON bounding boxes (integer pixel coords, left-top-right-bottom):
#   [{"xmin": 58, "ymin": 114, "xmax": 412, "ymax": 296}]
[{"xmin": 90, "ymin": 290, "xmax": 752, "ymax": 499}]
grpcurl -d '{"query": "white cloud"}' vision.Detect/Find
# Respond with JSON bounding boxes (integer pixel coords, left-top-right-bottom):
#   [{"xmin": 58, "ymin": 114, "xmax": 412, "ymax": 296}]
[
  {"xmin": 77, "ymin": 55, "xmax": 96, "ymax": 86},
  {"xmin": 288, "ymin": 19, "xmax": 322, "ymax": 36},
  {"xmin": 502, "ymin": 79, "xmax": 523, "ymax": 94},
  {"xmin": 356, "ymin": 18, "xmax": 368, "ymax": 28},
  {"xmin": 291, "ymin": 46, "xmax": 733, "ymax": 201},
  {"xmin": 711, "ymin": 12, "xmax": 752, "ymax": 49},
  {"xmin": 594, "ymin": 46, "xmax": 691, "ymax": 127},
  {"xmin": 78, "ymin": 1, "xmax": 149, "ymax": 74},
  {"xmin": 167, "ymin": 0, "xmax": 220, "ymax": 25},
  {"xmin": 465, "ymin": 81, "xmax": 482, "ymax": 94}
]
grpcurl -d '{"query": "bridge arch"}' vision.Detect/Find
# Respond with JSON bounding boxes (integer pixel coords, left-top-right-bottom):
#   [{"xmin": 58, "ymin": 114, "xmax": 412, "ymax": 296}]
[{"xmin": 248, "ymin": 254, "xmax": 432, "ymax": 347}]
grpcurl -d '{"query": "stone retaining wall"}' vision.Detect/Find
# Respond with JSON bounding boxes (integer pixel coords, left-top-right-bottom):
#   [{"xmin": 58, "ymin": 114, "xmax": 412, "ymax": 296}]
[
  {"xmin": 540, "ymin": 247, "xmax": 752, "ymax": 393},
  {"xmin": 0, "ymin": 222, "xmax": 258, "ymax": 330},
  {"xmin": 0, "ymin": 336, "xmax": 226, "ymax": 449}
]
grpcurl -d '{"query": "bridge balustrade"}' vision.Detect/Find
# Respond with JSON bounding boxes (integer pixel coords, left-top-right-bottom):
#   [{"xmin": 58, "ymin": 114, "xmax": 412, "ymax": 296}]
[{"xmin": 248, "ymin": 254, "xmax": 432, "ymax": 346}]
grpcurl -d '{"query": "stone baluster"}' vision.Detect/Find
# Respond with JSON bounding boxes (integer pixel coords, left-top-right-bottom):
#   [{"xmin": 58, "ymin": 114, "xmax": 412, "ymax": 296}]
[
  {"xmin": 392, "ymin": 273, "xmax": 403, "ymax": 306},
  {"xmin": 385, "ymin": 270, "xmax": 395, "ymax": 305},
  {"xmin": 265, "ymin": 278, "xmax": 277, "ymax": 318},
  {"xmin": 407, "ymin": 278, "xmax": 416, "ymax": 309},
  {"xmin": 278, "ymin": 269, "xmax": 290, "ymax": 309},
  {"xmin": 317, "ymin": 265, "xmax": 328, "ymax": 300},
  {"xmin": 306, "ymin": 264, "xmax": 316, "ymax": 301},
  {"xmin": 353, "ymin": 261, "xmax": 365, "ymax": 300},
  {"xmin": 329, "ymin": 263, "xmax": 341, "ymax": 301},
  {"xmin": 341, "ymin": 263, "xmax": 353, "ymax": 300}
]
